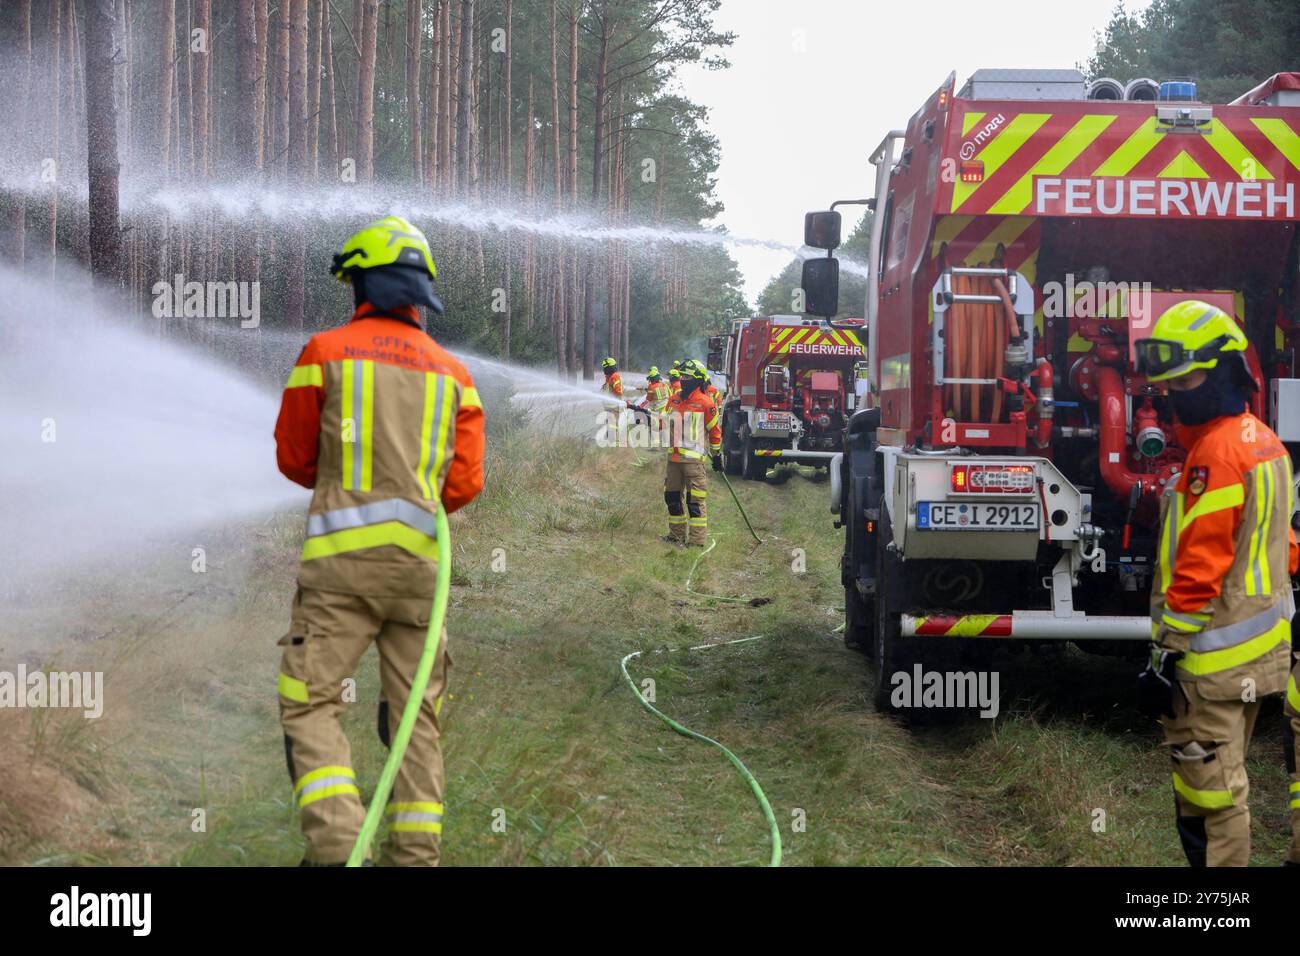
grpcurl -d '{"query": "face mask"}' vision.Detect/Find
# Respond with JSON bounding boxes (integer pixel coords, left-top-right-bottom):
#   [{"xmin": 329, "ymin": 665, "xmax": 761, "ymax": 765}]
[{"xmin": 1168, "ymin": 361, "xmax": 1246, "ymax": 427}]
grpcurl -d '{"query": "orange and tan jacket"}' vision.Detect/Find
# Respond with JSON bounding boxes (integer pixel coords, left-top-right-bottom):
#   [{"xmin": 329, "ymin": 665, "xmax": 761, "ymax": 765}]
[
  {"xmin": 275, "ymin": 303, "xmax": 485, "ymax": 598},
  {"xmin": 667, "ymin": 388, "xmax": 722, "ymax": 463},
  {"xmin": 1151, "ymin": 412, "xmax": 1297, "ymax": 695},
  {"xmin": 638, "ymin": 379, "xmax": 670, "ymax": 414},
  {"xmin": 602, "ymin": 371, "xmax": 624, "ymax": 399}
]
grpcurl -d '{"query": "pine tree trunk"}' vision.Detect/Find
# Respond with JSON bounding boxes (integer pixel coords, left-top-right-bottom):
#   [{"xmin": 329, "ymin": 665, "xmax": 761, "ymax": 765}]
[
  {"xmin": 502, "ymin": 0, "xmax": 512, "ymax": 195},
  {"xmin": 47, "ymin": 0, "xmax": 61, "ymax": 276},
  {"xmin": 549, "ymin": 0, "xmax": 561, "ymax": 207},
  {"xmin": 255, "ymin": 0, "xmax": 269, "ymax": 167},
  {"xmin": 322, "ymin": 1, "xmax": 339, "ymax": 177},
  {"xmin": 566, "ymin": 1, "xmax": 577, "ymax": 206},
  {"xmin": 285, "ymin": 0, "xmax": 308, "ymax": 330},
  {"xmin": 590, "ymin": 12, "xmax": 608, "ymax": 203},
  {"xmin": 483, "ymin": 23, "xmax": 493, "ymax": 196},
  {"xmin": 272, "ymin": 5, "xmax": 289, "ymax": 175},
  {"xmin": 441, "ymin": 0, "xmax": 453, "ymax": 188},
  {"xmin": 5, "ymin": 1, "xmax": 31, "ymax": 267},
  {"xmin": 407, "ymin": 0, "xmax": 423, "ymax": 185},
  {"xmin": 193, "ymin": 0, "xmax": 211, "ymax": 179},
  {"xmin": 355, "ymin": 0, "xmax": 378, "ymax": 182},
  {"xmin": 67, "ymin": 0, "xmax": 86, "ymax": 182},
  {"xmin": 86, "ymin": 0, "xmax": 123, "ymax": 285},
  {"xmin": 307, "ymin": 0, "xmax": 322, "ymax": 179},
  {"xmin": 455, "ymin": 0, "xmax": 474, "ymax": 197},
  {"xmin": 428, "ymin": 1, "xmax": 442, "ymax": 188},
  {"xmin": 567, "ymin": 1, "xmax": 580, "ymax": 377},
  {"xmin": 235, "ymin": 0, "xmax": 263, "ymax": 297},
  {"xmin": 522, "ymin": 25, "xmax": 534, "ymax": 330}
]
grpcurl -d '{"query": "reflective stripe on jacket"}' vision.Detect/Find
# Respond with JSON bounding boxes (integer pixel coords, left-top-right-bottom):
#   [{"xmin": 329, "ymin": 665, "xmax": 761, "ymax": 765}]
[
  {"xmin": 274, "ymin": 302, "xmax": 486, "ymax": 597},
  {"xmin": 1151, "ymin": 412, "xmax": 1297, "ymax": 694},
  {"xmin": 667, "ymin": 389, "xmax": 722, "ymax": 462}
]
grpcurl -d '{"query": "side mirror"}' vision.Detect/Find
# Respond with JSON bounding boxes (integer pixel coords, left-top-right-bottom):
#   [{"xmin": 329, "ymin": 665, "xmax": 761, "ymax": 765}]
[
  {"xmin": 706, "ymin": 350, "xmax": 724, "ymax": 373},
  {"xmin": 801, "ymin": 257, "xmax": 840, "ymax": 317},
  {"xmin": 707, "ymin": 334, "xmax": 725, "ymax": 351},
  {"xmin": 804, "ymin": 210, "xmax": 842, "ymax": 251}
]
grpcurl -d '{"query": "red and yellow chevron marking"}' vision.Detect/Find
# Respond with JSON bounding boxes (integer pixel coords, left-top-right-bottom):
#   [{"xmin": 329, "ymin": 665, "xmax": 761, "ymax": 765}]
[
  {"xmin": 911, "ymin": 614, "xmax": 1013, "ymax": 637},
  {"xmin": 927, "ymin": 215, "xmax": 1043, "ymax": 331},
  {"xmin": 942, "ymin": 103, "xmax": 1300, "ymax": 219},
  {"xmin": 768, "ymin": 326, "xmax": 863, "ymax": 355},
  {"xmin": 754, "ymin": 449, "xmax": 783, "ymax": 457}
]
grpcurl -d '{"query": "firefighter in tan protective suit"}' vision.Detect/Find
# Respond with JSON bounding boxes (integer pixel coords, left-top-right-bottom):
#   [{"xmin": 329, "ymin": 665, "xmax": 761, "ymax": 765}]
[
  {"xmin": 663, "ymin": 361, "xmax": 722, "ymax": 547},
  {"xmin": 1135, "ymin": 300, "xmax": 1297, "ymax": 867},
  {"xmin": 274, "ymin": 217, "xmax": 485, "ymax": 866}
]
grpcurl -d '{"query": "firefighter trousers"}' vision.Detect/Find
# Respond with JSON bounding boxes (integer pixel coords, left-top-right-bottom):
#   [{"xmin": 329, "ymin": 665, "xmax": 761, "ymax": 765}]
[
  {"xmin": 1161, "ymin": 679, "xmax": 1259, "ymax": 867},
  {"xmin": 278, "ymin": 584, "xmax": 450, "ymax": 866},
  {"xmin": 1285, "ymin": 658, "xmax": 1300, "ymax": 865},
  {"xmin": 665, "ymin": 459, "xmax": 708, "ymax": 545}
]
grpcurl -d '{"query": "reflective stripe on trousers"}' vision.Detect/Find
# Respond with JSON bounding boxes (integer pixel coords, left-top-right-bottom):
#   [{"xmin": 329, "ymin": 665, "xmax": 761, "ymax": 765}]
[
  {"xmin": 385, "ymin": 800, "xmax": 444, "ymax": 834},
  {"xmin": 294, "ymin": 765, "xmax": 360, "ymax": 808}
]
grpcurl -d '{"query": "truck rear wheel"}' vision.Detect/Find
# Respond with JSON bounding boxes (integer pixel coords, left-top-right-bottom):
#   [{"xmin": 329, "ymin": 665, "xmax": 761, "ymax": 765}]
[
  {"xmin": 871, "ymin": 506, "xmax": 959, "ymax": 721},
  {"xmin": 742, "ymin": 436, "xmax": 766, "ymax": 481},
  {"xmin": 722, "ymin": 414, "xmax": 743, "ymax": 475}
]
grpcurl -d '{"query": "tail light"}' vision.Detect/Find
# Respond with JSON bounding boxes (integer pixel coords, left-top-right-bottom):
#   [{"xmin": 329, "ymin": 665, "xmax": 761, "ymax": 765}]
[{"xmin": 950, "ymin": 464, "xmax": 1035, "ymax": 494}]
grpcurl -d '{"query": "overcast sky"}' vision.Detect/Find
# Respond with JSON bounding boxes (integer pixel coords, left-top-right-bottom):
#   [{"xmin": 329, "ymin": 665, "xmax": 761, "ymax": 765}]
[{"xmin": 676, "ymin": 0, "xmax": 1152, "ymax": 306}]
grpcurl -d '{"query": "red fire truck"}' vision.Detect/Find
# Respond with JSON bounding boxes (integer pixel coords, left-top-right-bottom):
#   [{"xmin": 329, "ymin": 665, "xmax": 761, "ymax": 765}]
[
  {"xmin": 707, "ymin": 316, "xmax": 867, "ymax": 480},
  {"xmin": 798, "ymin": 68, "xmax": 1300, "ymax": 712}
]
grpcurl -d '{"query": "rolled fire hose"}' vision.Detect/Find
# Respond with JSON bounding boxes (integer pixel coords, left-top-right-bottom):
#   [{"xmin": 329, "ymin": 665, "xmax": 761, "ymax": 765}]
[{"xmin": 347, "ymin": 503, "xmax": 452, "ymax": 867}]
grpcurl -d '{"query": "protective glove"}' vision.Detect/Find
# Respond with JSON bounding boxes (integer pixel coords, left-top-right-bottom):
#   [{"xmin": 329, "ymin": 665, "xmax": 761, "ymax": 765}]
[
  {"xmin": 711, "ymin": 453, "xmax": 723, "ymax": 472},
  {"xmin": 1137, "ymin": 645, "xmax": 1184, "ymax": 718}
]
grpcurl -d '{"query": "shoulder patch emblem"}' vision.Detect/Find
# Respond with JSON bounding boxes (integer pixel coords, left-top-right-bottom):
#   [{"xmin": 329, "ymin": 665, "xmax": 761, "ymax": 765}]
[{"xmin": 1187, "ymin": 465, "xmax": 1208, "ymax": 496}]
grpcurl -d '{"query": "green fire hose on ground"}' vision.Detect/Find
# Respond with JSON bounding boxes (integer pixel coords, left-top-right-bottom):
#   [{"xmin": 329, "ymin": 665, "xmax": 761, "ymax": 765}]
[
  {"xmin": 342, "ymin": 463, "xmax": 771, "ymax": 864},
  {"xmin": 621, "ymin": 468, "xmax": 782, "ymax": 866},
  {"xmin": 347, "ymin": 503, "xmax": 452, "ymax": 867}
]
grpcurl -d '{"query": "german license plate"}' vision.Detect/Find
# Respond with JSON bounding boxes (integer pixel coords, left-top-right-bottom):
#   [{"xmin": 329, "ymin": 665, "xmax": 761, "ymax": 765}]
[{"xmin": 917, "ymin": 501, "xmax": 1039, "ymax": 531}]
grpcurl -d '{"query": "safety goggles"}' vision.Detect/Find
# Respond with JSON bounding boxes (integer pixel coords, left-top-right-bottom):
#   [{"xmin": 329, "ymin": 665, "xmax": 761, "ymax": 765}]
[{"xmin": 1133, "ymin": 334, "xmax": 1230, "ymax": 378}]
